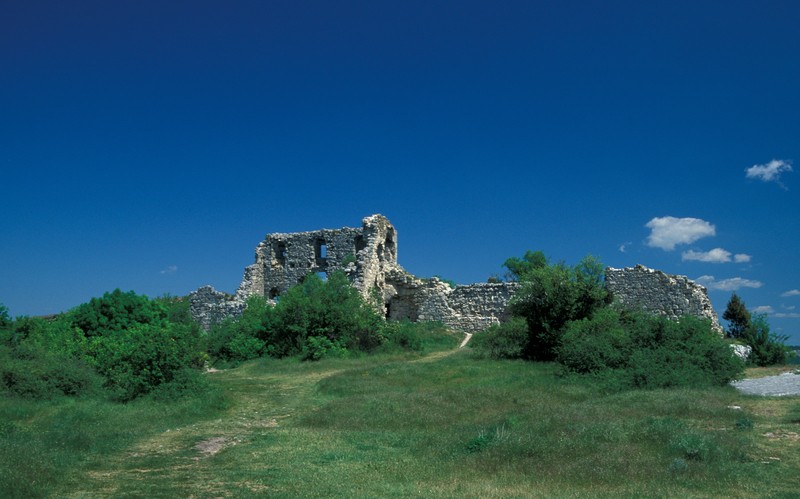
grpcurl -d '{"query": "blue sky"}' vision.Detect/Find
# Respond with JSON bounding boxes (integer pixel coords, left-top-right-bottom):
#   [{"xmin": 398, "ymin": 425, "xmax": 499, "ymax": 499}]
[{"xmin": 2, "ymin": 1, "xmax": 799, "ymax": 343}]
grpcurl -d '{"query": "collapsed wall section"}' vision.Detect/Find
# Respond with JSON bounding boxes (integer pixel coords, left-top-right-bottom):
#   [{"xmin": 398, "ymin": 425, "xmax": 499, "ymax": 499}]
[
  {"xmin": 188, "ymin": 285, "xmax": 247, "ymax": 331},
  {"xmin": 384, "ymin": 275, "xmax": 521, "ymax": 333},
  {"xmin": 605, "ymin": 264, "xmax": 722, "ymax": 334}
]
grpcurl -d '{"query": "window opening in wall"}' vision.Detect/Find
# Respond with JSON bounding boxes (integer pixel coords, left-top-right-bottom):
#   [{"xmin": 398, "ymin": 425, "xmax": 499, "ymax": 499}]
[
  {"xmin": 275, "ymin": 242, "xmax": 287, "ymax": 266},
  {"xmin": 385, "ymin": 231, "xmax": 396, "ymax": 260},
  {"xmin": 315, "ymin": 238, "xmax": 327, "ymax": 263},
  {"xmin": 317, "ymin": 271, "xmax": 328, "ymax": 282},
  {"xmin": 355, "ymin": 235, "xmax": 366, "ymax": 254},
  {"xmin": 269, "ymin": 288, "xmax": 280, "ymax": 302}
]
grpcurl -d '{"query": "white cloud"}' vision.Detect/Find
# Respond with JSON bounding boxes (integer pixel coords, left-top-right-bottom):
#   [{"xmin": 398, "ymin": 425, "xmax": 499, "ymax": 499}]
[
  {"xmin": 645, "ymin": 216, "xmax": 716, "ymax": 251},
  {"xmin": 160, "ymin": 265, "xmax": 178, "ymax": 275},
  {"xmin": 782, "ymin": 289, "xmax": 800, "ymax": 297},
  {"xmin": 734, "ymin": 254, "xmax": 751, "ymax": 263},
  {"xmin": 746, "ymin": 159, "xmax": 793, "ymax": 188},
  {"xmin": 774, "ymin": 313, "xmax": 800, "ymax": 319},
  {"xmin": 682, "ymin": 248, "xmax": 731, "ymax": 263},
  {"xmin": 619, "ymin": 242, "xmax": 631, "ymax": 253},
  {"xmin": 753, "ymin": 305, "xmax": 775, "ymax": 314},
  {"xmin": 695, "ymin": 275, "xmax": 763, "ymax": 291}
]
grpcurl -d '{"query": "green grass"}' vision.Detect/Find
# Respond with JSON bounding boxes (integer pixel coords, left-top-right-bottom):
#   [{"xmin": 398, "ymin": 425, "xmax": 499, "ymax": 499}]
[{"xmin": 2, "ymin": 348, "xmax": 799, "ymax": 497}]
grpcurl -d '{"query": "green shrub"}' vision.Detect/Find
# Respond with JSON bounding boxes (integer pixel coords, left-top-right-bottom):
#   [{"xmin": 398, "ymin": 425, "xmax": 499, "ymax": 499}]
[
  {"xmin": 471, "ymin": 317, "xmax": 529, "ymax": 359},
  {"xmin": 266, "ymin": 271, "xmax": 385, "ymax": 357},
  {"xmin": 88, "ymin": 322, "xmax": 205, "ymax": 401},
  {"xmin": 507, "ymin": 253, "xmax": 609, "ymax": 360},
  {"xmin": 557, "ymin": 308, "xmax": 630, "ymax": 373},
  {"xmin": 301, "ymin": 335, "xmax": 349, "ymax": 361},
  {"xmin": 741, "ymin": 314, "xmax": 788, "ymax": 366},
  {"xmin": 69, "ymin": 289, "xmax": 168, "ymax": 338},
  {"xmin": 557, "ymin": 310, "xmax": 744, "ymax": 389},
  {"xmin": 206, "ymin": 297, "xmax": 270, "ymax": 364},
  {"xmin": 0, "ymin": 345, "xmax": 101, "ymax": 399}
]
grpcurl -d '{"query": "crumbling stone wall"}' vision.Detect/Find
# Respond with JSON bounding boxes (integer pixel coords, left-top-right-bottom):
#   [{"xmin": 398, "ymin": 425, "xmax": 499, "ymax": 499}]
[
  {"xmin": 235, "ymin": 214, "xmax": 399, "ymax": 301},
  {"xmin": 190, "ymin": 214, "xmax": 516, "ymax": 332},
  {"xmin": 189, "ymin": 215, "xmax": 721, "ymax": 336},
  {"xmin": 188, "ymin": 285, "xmax": 246, "ymax": 331},
  {"xmin": 605, "ymin": 264, "xmax": 722, "ymax": 334}
]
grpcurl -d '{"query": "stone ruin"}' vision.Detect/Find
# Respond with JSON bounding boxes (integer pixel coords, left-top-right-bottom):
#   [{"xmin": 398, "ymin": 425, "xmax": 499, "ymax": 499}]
[
  {"xmin": 605, "ymin": 265, "xmax": 722, "ymax": 334},
  {"xmin": 189, "ymin": 214, "xmax": 722, "ymax": 335},
  {"xmin": 189, "ymin": 214, "xmax": 519, "ymax": 332}
]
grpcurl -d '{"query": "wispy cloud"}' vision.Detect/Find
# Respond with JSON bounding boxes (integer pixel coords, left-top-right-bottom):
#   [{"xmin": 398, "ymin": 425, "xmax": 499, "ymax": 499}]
[
  {"xmin": 746, "ymin": 159, "xmax": 793, "ymax": 189},
  {"xmin": 682, "ymin": 248, "xmax": 731, "ymax": 263},
  {"xmin": 782, "ymin": 289, "xmax": 800, "ymax": 297},
  {"xmin": 618, "ymin": 242, "xmax": 631, "ymax": 253},
  {"xmin": 645, "ymin": 217, "xmax": 716, "ymax": 251},
  {"xmin": 753, "ymin": 305, "xmax": 775, "ymax": 314},
  {"xmin": 160, "ymin": 265, "xmax": 178, "ymax": 275},
  {"xmin": 681, "ymin": 248, "xmax": 752, "ymax": 264},
  {"xmin": 695, "ymin": 275, "xmax": 763, "ymax": 291},
  {"xmin": 773, "ymin": 312, "xmax": 800, "ymax": 319}
]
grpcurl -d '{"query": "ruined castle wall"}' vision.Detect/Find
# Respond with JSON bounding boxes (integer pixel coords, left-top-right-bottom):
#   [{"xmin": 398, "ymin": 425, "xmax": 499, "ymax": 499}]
[
  {"xmin": 448, "ymin": 283, "xmax": 520, "ymax": 321},
  {"xmin": 188, "ymin": 285, "xmax": 246, "ymax": 331},
  {"xmin": 605, "ymin": 265, "xmax": 722, "ymax": 333},
  {"xmin": 384, "ymin": 277, "xmax": 522, "ymax": 333},
  {"xmin": 190, "ymin": 215, "xmax": 722, "ymax": 337},
  {"xmin": 252, "ymin": 227, "xmax": 364, "ymax": 298},
  {"xmin": 191, "ymin": 215, "xmax": 402, "ymax": 329}
]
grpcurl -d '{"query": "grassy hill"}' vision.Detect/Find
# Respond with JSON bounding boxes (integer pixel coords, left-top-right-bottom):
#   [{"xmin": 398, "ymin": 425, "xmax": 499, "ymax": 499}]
[{"xmin": 2, "ymin": 344, "xmax": 799, "ymax": 498}]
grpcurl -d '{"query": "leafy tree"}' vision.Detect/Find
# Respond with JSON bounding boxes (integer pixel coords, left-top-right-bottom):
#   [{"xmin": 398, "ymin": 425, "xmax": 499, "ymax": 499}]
[
  {"xmin": 267, "ymin": 271, "xmax": 384, "ymax": 358},
  {"xmin": 741, "ymin": 314, "xmax": 788, "ymax": 366},
  {"xmin": 70, "ymin": 289, "xmax": 167, "ymax": 337},
  {"xmin": 502, "ymin": 250, "xmax": 548, "ymax": 281},
  {"xmin": 0, "ymin": 303, "xmax": 11, "ymax": 329},
  {"xmin": 508, "ymin": 253, "xmax": 609, "ymax": 360},
  {"xmin": 722, "ymin": 293, "xmax": 751, "ymax": 339}
]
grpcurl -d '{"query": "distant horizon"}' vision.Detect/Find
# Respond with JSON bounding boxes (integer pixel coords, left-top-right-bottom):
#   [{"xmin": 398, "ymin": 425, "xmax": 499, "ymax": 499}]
[{"xmin": 7, "ymin": 211, "xmax": 798, "ymax": 347}]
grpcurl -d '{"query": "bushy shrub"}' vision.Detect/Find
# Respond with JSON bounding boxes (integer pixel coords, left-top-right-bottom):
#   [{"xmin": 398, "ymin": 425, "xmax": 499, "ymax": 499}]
[
  {"xmin": 265, "ymin": 271, "xmax": 385, "ymax": 357},
  {"xmin": 301, "ymin": 335, "xmax": 349, "ymax": 361},
  {"xmin": 380, "ymin": 320, "xmax": 423, "ymax": 351},
  {"xmin": 507, "ymin": 253, "xmax": 609, "ymax": 360},
  {"xmin": 557, "ymin": 308, "xmax": 630, "ymax": 373},
  {"xmin": 0, "ymin": 345, "xmax": 102, "ymax": 399},
  {"xmin": 380, "ymin": 320, "xmax": 460, "ymax": 353},
  {"xmin": 557, "ymin": 309, "xmax": 744, "ymax": 389},
  {"xmin": 742, "ymin": 314, "xmax": 788, "ymax": 366},
  {"xmin": 69, "ymin": 289, "xmax": 168, "ymax": 337},
  {"xmin": 471, "ymin": 317, "xmax": 529, "ymax": 359},
  {"xmin": 207, "ymin": 296, "xmax": 270, "ymax": 364},
  {"xmin": 88, "ymin": 322, "xmax": 205, "ymax": 401}
]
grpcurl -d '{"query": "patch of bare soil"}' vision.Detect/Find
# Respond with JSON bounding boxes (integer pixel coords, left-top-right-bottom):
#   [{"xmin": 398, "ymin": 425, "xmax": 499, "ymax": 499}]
[{"xmin": 194, "ymin": 436, "xmax": 232, "ymax": 457}]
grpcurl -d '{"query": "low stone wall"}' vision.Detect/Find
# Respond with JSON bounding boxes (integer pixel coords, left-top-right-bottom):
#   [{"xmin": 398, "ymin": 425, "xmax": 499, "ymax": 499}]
[
  {"xmin": 385, "ymin": 277, "xmax": 521, "ymax": 333},
  {"xmin": 188, "ymin": 286, "xmax": 246, "ymax": 331},
  {"xmin": 605, "ymin": 265, "xmax": 722, "ymax": 333}
]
